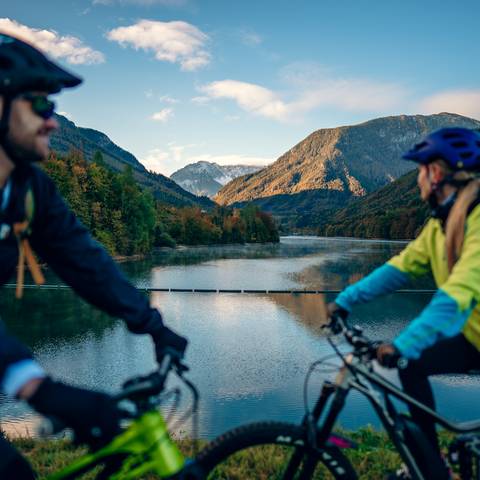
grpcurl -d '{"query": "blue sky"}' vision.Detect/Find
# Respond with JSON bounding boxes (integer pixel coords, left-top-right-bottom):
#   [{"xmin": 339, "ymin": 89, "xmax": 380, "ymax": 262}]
[{"xmin": 2, "ymin": 0, "xmax": 479, "ymax": 175}]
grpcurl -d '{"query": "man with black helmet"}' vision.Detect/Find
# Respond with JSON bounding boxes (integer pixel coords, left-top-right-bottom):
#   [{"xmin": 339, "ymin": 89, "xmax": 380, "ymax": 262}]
[
  {"xmin": 0, "ymin": 33, "xmax": 188, "ymax": 478},
  {"xmin": 328, "ymin": 127, "xmax": 480, "ymax": 479}
]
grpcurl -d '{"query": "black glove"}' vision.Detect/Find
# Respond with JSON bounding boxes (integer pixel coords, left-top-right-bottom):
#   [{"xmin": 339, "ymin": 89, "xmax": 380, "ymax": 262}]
[
  {"xmin": 150, "ymin": 325, "xmax": 188, "ymax": 363},
  {"xmin": 28, "ymin": 378, "xmax": 123, "ymax": 448},
  {"xmin": 326, "ymin": 303, "xmax": 349, "ymax": 334},
  {"xmin": 376, "ymin": 343, "xmax": 406, "ymax": 369}
]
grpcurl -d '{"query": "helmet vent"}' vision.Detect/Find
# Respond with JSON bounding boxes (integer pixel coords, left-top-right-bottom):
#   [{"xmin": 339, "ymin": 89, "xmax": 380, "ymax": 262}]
[
  {"xmin": 415, "ymin": 141, "xmax": 428, "ymax": 150},
  {"xmin": 444, "ymin": 132, "xmax": 462, "ymax": 139},
  {"xmin": 460, "ymin": 151, "xmax": 473, "ymax": 159},
  {"xmin": 452, "ymin": 141, "xmax": 468, "ymax": 148}
]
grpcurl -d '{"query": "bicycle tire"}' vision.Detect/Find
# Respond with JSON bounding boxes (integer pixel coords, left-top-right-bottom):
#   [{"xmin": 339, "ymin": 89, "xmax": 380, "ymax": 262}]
[{"xmin": 193, "ymin": 421, "xmax": 358, "ymax": 480}]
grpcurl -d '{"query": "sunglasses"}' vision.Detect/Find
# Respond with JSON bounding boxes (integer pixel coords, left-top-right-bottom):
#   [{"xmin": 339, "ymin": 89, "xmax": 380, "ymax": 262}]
[{"xmin": 20, "ymin": 93, "xmax": 56, "ymax": 120}]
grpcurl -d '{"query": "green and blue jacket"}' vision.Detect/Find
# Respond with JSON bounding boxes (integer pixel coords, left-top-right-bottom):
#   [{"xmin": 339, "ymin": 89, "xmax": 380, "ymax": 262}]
[{"xmin": 335, "ymin": 204, "xmax": 480, "ymax": 359}]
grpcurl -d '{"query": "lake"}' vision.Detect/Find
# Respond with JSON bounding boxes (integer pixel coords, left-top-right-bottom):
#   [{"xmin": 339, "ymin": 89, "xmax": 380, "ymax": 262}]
[{"xmin": 1, "ymin": 236, "xmax": 479, "ymax": 439}]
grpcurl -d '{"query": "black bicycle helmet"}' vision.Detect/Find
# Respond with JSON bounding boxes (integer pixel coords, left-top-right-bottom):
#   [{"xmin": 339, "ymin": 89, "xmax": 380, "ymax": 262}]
[
  {"xmin": 0, "ymin": 33, "xmax": 82, "ymax": 95},
  {"xmin": 402, "ymin": 128, "xmax": 480, "ymax": 172}
]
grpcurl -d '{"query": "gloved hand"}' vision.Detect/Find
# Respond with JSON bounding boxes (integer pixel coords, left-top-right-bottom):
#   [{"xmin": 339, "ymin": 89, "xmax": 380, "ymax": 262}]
[
  {"xmin": 326, "ymin": 302, "xmax": 349, "ymax": 333},
  {"xmin": 28, "ymin": 378, "xmax": 123, "ymax": 448},
  {"xmin": 150, "ymin": 325, "xmax": 188, "ymax": 364},
  {"xmin": 376, "ymin": 343, "xmax": 402, "ymax": 369},
  {"xmin": 138, "ymin": 310, "xmax": 188, "ymax": 364}
]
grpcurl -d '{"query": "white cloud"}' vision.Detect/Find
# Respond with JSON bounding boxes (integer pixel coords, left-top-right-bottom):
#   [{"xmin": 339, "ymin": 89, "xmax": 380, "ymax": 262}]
[
  {"xmin": 106, "ymin": 19, "xmax": 210, "ymax": 71},
  {"xmin": 191, "ymin": 96, "xmax": 210, "ymax": 105},
  {"xmin": 281, "ymin": 62, "xmax": 407, "ymax": 113},
  {"xmin": 151, "ymin": 107, "xmax": 173, "ymax": 122},
  {"xmin": 159, "ymin": 94, "xmax": 179, "ymax": 104},
  {"xmin": 140, "ymin": 148, "xmax": 170, "ymax": 173},
  {"xmin": 200, "ymin": 80, "xmax": 289, "ymax": 120},
  {"xmin": 419, "ymin": 89, "xmax": 480, "ymax": 120},
  {"xmin": 141, "ymin": 143, "xmax": 272, "ymax": 175},
  {"xmin": 198, "ymin": 64, "xmax": 407, "ymax": 122},
  {"xmin": 0, "ymin": 18, "xmax": 105, "ymax": 65},
  {"xmin": 239, "ymin": 29, "xmax": 262, "ymax": 47}
]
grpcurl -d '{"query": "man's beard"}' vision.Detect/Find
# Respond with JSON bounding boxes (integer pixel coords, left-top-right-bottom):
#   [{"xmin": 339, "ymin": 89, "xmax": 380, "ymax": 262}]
[{"xmin": 3, "ymin": 132, "xmax": 45, "ymax": 166}]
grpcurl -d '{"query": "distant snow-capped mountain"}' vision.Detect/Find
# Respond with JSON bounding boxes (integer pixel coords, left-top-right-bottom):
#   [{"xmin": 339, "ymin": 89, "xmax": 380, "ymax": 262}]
[{"xmin": 170, "ymin": 161, "xmax": 265, "ymax": 197}]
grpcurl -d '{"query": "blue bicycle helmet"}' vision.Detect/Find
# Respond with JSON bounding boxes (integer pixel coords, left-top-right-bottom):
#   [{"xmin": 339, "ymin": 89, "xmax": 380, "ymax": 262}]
[{"xmin": 402, "ymin": 128, "xmax": 480, "ymax": 171}]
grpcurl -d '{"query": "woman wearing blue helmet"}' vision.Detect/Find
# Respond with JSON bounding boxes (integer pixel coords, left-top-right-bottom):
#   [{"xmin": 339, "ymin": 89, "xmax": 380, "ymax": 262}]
[{"xmin": 329, "ymin": 127, "xmax": 480, "ymax": 479}]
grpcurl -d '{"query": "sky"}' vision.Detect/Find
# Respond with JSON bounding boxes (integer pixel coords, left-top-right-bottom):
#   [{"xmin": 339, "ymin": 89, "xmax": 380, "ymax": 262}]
[{"xmin": 1, "ymin": 0, "xmax": 479, "ymax": 176}]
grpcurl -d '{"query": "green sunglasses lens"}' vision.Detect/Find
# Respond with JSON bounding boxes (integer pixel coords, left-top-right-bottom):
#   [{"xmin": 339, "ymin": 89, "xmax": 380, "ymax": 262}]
[
  {"xmin": 22, "ymin": 94, "xmax": 55, "ymax": 119},
  {"xmin": 31, "ymin": 96, "xmax": 55, "ymax": 119}
]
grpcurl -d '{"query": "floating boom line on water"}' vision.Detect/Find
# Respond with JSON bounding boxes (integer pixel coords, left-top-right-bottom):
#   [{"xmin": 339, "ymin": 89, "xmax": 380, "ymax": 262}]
[{"xmin": 3, "ymin": 284, "xmax": 436, "ymax": 294}]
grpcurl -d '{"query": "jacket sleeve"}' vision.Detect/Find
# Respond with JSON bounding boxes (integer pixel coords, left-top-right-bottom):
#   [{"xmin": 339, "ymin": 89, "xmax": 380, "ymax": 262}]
[
  {"xmin": 334, "ymin": 223, "xmax": 432, "ymax": 311},
  {"xmin": 335, "ymin": 264, "xmax": 409, "ymax": 312},
  {"xmin": 30, "ymin": 169, "xmax": 163, "ymax": 335},
  {"xmin": 393, "ymin": 208, "xmax": 480, "ymax": 359},
  {"xmin": 393, "ymin": 290, "xmax": 473, "ymax": 359},
  {"xmin": 0, "ymin": 321, "xmax": 45, "ymax": 396}
]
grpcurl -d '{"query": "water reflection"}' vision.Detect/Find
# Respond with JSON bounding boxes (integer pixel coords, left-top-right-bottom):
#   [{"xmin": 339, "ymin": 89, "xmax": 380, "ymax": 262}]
[{"xmin": 0, "ymin": 237, "xmax": 478, "ymax": 439}]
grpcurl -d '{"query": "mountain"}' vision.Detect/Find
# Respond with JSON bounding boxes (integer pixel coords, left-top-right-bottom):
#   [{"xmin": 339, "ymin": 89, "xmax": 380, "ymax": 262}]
[
  {"xmin": 50, "ymin": 114, "xmax": 213, "ymax": 208},
  {"xmin": 170, "ymin": 161, "xmax": 265, "ymax": 197},
  {"xmin": 215, "ymin": 113, "xmax": 480, "ymax": 209},
  {"xmin": 315, "ymin": 169, "xmax": 429, "ymax": 239}
]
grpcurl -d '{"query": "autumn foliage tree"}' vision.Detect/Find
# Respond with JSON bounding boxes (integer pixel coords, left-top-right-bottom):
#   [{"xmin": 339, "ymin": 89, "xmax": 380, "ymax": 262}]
[{"xmin": 43, "ymin": 150, "xmax": 279, "ymax": 255}]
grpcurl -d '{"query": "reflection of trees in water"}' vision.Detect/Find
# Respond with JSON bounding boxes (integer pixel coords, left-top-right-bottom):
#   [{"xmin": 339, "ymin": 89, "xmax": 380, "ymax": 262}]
[
  {"xmin": 292, "ymin": 243, "xmax": 436, "ymax": 291},
  {"xmin": 0, "ymin": 289, "xmax": 116, "ymax": 349},
  {"xmin": 122, "ymin": 239, "xmax": 403, "ymax": 284},
  {"xmin": 267, "ymin": 293, "xmax": 328, "ymax": 338},
  {"xmin": 267, "ymin": 291, "xmax": 431, "ymax": 343}
]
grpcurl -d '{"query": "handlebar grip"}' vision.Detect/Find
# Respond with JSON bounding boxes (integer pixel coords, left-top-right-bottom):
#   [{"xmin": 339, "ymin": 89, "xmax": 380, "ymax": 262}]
[
  {"xmin": 328, "ymin": 311, "xmax": 348, "ymax": 334},
  {"xmin": 379, "ymin": 351, "xmax": 409, "ymax": 370}
]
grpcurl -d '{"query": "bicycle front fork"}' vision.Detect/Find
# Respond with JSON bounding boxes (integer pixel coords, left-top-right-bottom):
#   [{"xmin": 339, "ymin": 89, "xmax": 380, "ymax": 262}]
[{"xmin": 282, "ymin": 381, "xmax": 347, "ymax": 479}]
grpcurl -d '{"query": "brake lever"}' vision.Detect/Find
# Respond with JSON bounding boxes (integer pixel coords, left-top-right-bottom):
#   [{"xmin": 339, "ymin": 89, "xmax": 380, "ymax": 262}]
[{"xmin": 174, "ymin": 362, "xmax": 189, "ymax": 376}]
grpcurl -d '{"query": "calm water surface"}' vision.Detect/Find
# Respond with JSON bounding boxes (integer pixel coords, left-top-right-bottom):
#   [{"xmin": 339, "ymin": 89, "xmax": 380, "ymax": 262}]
[{"xmin": 1, "ymin": 236, "xmax": 479, "ymax": 438}]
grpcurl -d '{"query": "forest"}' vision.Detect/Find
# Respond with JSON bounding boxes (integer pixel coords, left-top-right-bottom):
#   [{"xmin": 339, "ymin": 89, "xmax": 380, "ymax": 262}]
[
  {"xmin": 315, "ymin": 170, "xmax": 429, "ymax": 239},
  {"xmin": 43, "ymin": 150, "xmax": 279, "ymax": 256}
]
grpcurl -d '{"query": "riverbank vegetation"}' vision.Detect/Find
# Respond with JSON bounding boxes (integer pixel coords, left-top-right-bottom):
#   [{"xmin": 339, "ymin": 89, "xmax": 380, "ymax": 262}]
[
  {"xmin": 13, "ymin": 426, "xmax": 455, "ymax": 479},
  {"xmin": 43, "ymin": 151, "xmax": 279, "ymax": 256}
]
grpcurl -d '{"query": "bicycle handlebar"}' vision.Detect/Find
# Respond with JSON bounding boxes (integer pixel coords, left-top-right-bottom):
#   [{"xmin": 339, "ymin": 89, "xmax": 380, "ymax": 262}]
[
  {"xmin": 37, "ymin": 354, "xmax": 192, "ymax": 439},
  {"xmin": 325, "ymin": 313, "xmax": 408, "ymax": 369}
]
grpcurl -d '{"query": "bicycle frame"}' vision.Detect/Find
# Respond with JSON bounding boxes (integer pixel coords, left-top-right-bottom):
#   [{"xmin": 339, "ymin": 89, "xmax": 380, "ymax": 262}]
[
  {"xmin": 303, "ymin": 352, "xmax": 480, "ymax": 480},
  {"xmin": 47, "ymin": 410, "xmax": 186, "ymax": 480}
]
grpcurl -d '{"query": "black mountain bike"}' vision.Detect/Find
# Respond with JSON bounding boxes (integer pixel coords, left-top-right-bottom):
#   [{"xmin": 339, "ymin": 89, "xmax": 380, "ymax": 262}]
[{"xmin": 198, "ymin": 316, "xmax": 480, "ymax": 479}]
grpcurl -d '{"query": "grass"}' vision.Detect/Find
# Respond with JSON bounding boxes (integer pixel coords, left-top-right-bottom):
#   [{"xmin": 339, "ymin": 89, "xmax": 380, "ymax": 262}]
[{"xmin": 12, "ymin": 427, "xmax": 457, "ymax": 479}]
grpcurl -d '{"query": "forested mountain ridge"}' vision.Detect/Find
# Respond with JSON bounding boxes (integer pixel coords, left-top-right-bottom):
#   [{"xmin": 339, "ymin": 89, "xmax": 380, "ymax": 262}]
[
  {"xmin": 50, "ymin": 114, "xmax": 213, "ymax": 208},
  {"xmin": 215, "ymin": 113, "xmax": 480, "ymax": 206},
  {"xmin": 315, "ymin": 169, "xmax": 429, "ymax": 239}
]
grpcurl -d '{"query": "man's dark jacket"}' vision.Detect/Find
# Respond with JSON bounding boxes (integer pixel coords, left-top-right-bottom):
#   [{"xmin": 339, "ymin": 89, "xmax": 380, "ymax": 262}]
[{"xmin": 0, "ymin": 165, "xmax": 162, "ymax": 383}]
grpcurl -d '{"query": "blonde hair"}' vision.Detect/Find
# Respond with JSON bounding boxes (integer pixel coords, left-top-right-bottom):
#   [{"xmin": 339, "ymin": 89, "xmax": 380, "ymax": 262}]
[{"xmin": 436, "ymin": 159, "xmax": 480, "ymax": 271}]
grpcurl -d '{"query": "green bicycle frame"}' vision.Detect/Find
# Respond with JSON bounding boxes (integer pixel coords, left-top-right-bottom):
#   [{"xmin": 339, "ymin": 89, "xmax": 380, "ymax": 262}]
[{"xmin": 47, "ymin": 410, "xmax": 186, "ymax": 479}]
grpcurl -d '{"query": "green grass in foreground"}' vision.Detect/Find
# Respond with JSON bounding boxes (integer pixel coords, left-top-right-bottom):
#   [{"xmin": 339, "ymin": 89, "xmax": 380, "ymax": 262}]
[{"xmin": 13, "ymin": 427, "xmax": 455, "ymax": 479}]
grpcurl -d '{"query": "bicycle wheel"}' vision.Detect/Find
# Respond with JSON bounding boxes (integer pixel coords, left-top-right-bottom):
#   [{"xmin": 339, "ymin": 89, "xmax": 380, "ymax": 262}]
[{"xmin": 193, "ymin": 421, "xmax": 358, "ymax": 480}]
